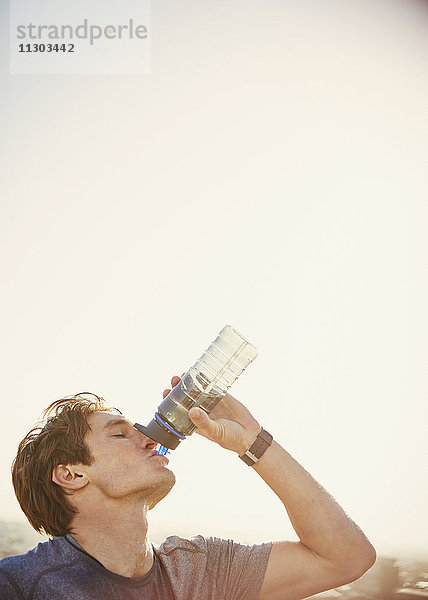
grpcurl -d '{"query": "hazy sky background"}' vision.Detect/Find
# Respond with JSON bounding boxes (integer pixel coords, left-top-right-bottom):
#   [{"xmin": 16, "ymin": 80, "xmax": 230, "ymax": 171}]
[{"xmin": 0, "ymin": 0, "xmax": 427, "ymax": 559}]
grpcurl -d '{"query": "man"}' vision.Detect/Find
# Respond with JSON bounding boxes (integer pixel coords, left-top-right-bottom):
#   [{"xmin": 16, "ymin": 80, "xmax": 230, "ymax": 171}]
[{"xmin": 0, "ymin": 376, "xmax": 376, "ymax": 599}]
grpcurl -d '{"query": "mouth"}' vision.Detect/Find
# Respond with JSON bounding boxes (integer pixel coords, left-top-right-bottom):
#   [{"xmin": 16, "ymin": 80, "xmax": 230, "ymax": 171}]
[{"xmin": 150, "ymin": 450, "xmax": 169, "ymax": 462}]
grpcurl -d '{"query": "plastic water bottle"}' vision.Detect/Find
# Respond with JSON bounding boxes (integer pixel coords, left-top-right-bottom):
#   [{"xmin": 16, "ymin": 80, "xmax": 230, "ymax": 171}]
[{"xmin": 134, "ymin": 325, "xmax": 258, "ymax": 450}]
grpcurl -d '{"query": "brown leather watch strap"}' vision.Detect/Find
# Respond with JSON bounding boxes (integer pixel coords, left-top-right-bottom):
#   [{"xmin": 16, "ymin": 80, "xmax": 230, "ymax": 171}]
[{"xmin": 239, "ymin": 428, "xmax": 273, "ymax": 466}]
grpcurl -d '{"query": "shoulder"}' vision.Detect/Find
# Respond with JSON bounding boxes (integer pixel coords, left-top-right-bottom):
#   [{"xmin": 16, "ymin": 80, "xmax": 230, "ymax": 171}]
[
  {"xmin": 158, "ymin": 533, "xmax": 272, "ymax": 562},
  {"xmin": 157, "ymin": 534, "xmax": 209, "ymax": 556},
  {"xmin": 157, "ymin": 534, "xmax": 247, "ymax": 558},
  {"xmin": 156, "ymin": 534, "xmax": 210, "ymax": 573},
  {"xmin": 0, "ymin": 537, "xmax": 73, "ymax": 597},
  {"xmin": 156, "ymin": 535, "xmax": 272, "ymax": 600},
  {"xmin": 155, "ymin": 535, "xmax": 218, "ymax": 599}
]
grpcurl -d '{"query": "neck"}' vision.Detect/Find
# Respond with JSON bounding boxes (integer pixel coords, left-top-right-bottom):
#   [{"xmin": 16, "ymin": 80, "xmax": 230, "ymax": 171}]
[{"xmin": 69, "ymin": 498, "xmax": 153, "ymax": 578}]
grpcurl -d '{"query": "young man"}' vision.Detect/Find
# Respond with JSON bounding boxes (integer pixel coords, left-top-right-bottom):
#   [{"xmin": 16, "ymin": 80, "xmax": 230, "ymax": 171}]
[{"xmin": 0, "ymin": 376, "xmax": 376, "ymax": 599}]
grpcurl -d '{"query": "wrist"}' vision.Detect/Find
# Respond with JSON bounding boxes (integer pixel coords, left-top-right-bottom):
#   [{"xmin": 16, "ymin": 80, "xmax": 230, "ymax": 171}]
[
  {"xmin": 239, "ymin": 428, "xmax": 273, "ymax": 467},
  {"xmin": 235, "ymin": 424, "xmax": 262, "ymax": 456}
]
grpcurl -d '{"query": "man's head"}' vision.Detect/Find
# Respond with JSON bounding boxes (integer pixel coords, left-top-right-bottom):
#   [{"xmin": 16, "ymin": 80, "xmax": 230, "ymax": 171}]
[{"xmin": 12, "ymin": 393, "xmax": 175, "ymax": 537}]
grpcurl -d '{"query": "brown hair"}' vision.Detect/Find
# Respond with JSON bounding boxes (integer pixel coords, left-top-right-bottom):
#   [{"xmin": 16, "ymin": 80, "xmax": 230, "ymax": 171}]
[{"xmin": 12, "ymin": 393, "xmax": 118, "ymax": 537}]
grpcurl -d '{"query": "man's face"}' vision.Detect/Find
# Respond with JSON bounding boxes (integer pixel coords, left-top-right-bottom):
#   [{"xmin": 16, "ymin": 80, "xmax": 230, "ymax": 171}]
[{"xmin": 81, "ymin": 411, "xmax": 176, "ymax": 508}]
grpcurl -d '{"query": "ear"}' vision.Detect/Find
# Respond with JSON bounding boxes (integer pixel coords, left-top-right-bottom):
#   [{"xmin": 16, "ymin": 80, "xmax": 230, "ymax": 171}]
[{"xmin": 52, "ymin": 464, "xmax": 89, "ymax": 492}]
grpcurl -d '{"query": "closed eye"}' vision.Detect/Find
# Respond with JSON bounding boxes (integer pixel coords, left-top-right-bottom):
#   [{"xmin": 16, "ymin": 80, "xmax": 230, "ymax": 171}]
[{"xmin": 112, "ymin": 434, "xmax": 126, "ymax": 438}]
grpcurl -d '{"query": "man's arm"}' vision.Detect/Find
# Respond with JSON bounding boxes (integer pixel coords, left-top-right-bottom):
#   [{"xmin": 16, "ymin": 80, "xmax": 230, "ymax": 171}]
[
  {"xmin": 182, "ymin": 381, "xmax": 376, "ymax": 600},
  {"xmin": 248, "ymin": 440, "xmax": 376, "ymax": 600}
]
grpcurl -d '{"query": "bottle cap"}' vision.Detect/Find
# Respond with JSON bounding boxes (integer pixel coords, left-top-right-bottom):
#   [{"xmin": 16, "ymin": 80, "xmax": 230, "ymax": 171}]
[{"xmin": 134, "ymin": 418, "xmax": 182, "ymax": 450}]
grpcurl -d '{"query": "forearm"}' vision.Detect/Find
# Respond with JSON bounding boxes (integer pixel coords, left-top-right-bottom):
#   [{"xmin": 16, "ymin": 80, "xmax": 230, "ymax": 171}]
[
  {"xmin": 250, "ymin": 439, "xmax": 375, "ymax": 570},
  {"xmin": 187, "ymin": 391, "xmax": 375, "ymax": 572}
]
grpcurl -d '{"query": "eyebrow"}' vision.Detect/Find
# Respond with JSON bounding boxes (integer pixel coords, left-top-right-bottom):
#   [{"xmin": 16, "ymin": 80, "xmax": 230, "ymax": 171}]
[{"xmin": 102, "ymin": 418, "xmax": 131, "ymax": 431}]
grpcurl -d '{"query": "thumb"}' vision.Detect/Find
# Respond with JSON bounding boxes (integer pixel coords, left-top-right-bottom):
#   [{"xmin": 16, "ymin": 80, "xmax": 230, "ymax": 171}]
[{"xmin": 188, "ymin": 407, "xmax": 219, "ymax": 440}]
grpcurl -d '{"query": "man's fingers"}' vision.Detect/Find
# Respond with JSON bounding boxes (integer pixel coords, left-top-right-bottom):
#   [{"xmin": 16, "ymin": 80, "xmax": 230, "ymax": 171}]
[
  {"xmin": 170, "ymin": 375, "xmax": 181, "ymax": 387},
  {"xmin": 163, "ymin": 374, "xmax": 183, "ymax": 398}
]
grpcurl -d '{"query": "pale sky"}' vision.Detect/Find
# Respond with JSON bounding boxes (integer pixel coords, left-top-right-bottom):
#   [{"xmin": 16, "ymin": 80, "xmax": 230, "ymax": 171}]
[{"xmin": 0, "ymin": 0, "xmax": 427, "ymax": 560}]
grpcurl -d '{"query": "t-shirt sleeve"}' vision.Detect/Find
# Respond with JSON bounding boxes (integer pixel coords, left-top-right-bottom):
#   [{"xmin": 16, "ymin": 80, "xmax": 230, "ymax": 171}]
[
  {"xmin": 158, "ymin": 534, "xmax": 272, "ymax": 600},
  {"xmin": 205, "ymin": 536, "xmax": 272, "ymax": 600},
  {"xmin": 0, "ymin": 570, "xmax": 25, "ymax": 599}
]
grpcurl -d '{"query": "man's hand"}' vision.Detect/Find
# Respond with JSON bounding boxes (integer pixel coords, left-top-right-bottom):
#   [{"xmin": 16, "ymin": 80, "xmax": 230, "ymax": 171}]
[{"xmin": 164, "ymin": 375, "xmax": 261, "ymax": 455}]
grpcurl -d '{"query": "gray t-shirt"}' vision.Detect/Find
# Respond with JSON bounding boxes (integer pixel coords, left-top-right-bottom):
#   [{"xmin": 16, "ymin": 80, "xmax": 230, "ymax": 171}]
[{"xmin": 0, "ymin": 533, "xmax": 272, "ymax": 599}]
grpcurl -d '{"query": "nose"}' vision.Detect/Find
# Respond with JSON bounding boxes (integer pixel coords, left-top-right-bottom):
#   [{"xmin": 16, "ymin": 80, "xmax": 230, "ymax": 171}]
[{"xmin": 134, "ymin": 427, "xmax": 157, "ymax": 450}]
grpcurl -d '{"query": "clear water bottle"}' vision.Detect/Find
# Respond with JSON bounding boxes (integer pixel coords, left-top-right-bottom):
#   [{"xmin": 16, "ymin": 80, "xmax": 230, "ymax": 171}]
[{"xmin": 134, "ymin": 325, "xmax": 258, "ymax": 450}]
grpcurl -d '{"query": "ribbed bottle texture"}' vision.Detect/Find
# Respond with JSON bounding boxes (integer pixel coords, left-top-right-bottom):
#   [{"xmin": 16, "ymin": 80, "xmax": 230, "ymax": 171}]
[
  {"xmin": 134, "ymin": 325, "xmax": 258, "ymax": 449},
  {"xmin": 183, "ymin": 325, "xmax": 258, "ymax": 407}
]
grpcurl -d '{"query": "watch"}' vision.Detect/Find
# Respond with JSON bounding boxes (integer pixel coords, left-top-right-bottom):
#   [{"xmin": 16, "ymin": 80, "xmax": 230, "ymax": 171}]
[{"xmin": 239, "ymin": 428, "xmax": 273, "ymax": 466}]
